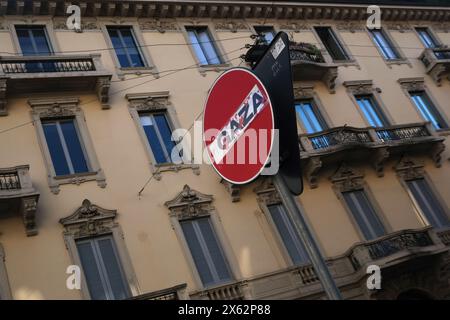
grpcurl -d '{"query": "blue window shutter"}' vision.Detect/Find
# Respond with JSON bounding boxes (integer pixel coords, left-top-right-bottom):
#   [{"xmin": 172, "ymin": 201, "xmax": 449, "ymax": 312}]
[
  {"xmin": 295, "ymin": 101, "xmax": 327, "ymax": 133},
  {"xmin": 343, "ymin": 190, "xmax": 386, "ymax": 240},
  {"xmin": 268, "ymin": 204, "xmax": 310, "ymax": 265},
  {"xmin": 96, "ymin": 238, "xmax": 129, "ymax": 300},
  {"xmin": 59, "ymin": 121, "xmax": 89, "ymax": 174},
  {"xmin": 154, "ymin": 114, "xmax": 176, "ymax": 158},
  {"xmin": 140, "ymin": 115, "xmax": 168, "ymax": 164},
  {"xmin": 76, "ymin": 240, "xmax": 108, "ymax": 300},
  {"xmin": 356, "ymin": 95, "xmax": 389, "ymax": 128},
  {"xmin": 371, "ymin": 29, "xmax": 399, "ymax": 60},
  {"xmin": 410, "ymin": 92, "xmax": 448, "ymax": 130},
  {"xmin": 108, "ymin": 27, "xmax": 145, "ymax": 68},
  {"xmin": 407, "ymin": 179, "xmax": 449, "ymax": 228},
  {"xmin": 181, "ymin": 220, "xmax": 215, "ymax": 286},
  {"xmin": 42, "ymin": 122, "xmax": 70, "ymax": 176},
  {"xmin": 197, "ymin": 218, "xmax": 232, "ymax": 282}
]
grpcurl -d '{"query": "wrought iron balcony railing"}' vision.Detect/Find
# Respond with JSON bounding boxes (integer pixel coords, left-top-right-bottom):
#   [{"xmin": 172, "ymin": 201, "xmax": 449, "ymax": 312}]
[
  {"xmin": 244, "ymin": 41, "xmax": 338, "ymax": 93},
  {"xmin": 420, "ymin": 47, "xmax": 450, "ymax": 86},
  {"xmin": 0, "ymin": 165, "xmax": 40, "ymax": 236},
  {"xmin": 0, "ymin": 57, "xmax": 96, "ymax": 74},
  {"xmin": 299, "ymin": 122, "xmax": 445, "ymax": 188},
  {"xmin": 0, "ymin": 171, "xmax": 21, "ymax": 190},
  {"xmin": 0, "ymin": 54, "xmax": 112, "ymax": 115}
]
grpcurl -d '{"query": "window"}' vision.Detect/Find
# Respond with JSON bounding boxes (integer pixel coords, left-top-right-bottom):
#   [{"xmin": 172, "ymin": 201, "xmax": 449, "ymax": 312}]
[
  {"xmin": 16, "ymin": 25, "xmax": 54, "ymax": 72},
  {"xmin": 254, "ymin": 26, "xmax": 275, "ymax": 44},
  {"xmin": 415, "ymin": 27, "xmax": 439, "ymax": 49},
  {"xmin": 409, "ymin": 91, "xmax": 448, "ymax": 130},
  {"xmin": 180, "ymin": 217, "xmax": 232, "ymax": 287},
  {"xmin": 355, "ymin": 95, "xmax": 390, "ymax": 128},
  {"xmin": 15, "ymin": 25, "xmax": 52, "ymax": 55},
  {"xmin": 295, "ymin": 100, "xmax": 328, "ymax": 133},
  {"xmin": 107, "ymin": 27, "xmax": 145, "ymax": 68},
  {"xmin": 186, "ymin": 27, "xmax": 222, "ymax": 65},
  {"xmin": 407, "ymin": 179, "xmax": 449, "ymax": 229},
  {"xmin": 343, "ymin": 190, "xmax": 386, "ymax": 240},
  {"xmin": 315, "ymin": 27, "xmax": 350, "ymax": 61},
  {"xmin": 268, "ymin": 204, "xmax": 309, "ymax": 265},
  {"xmin": 42, "ymin": 119, "xmax": 90, "ymax": 176},
  {"xmin": 139, "ymin": 113, "xmax": 177, "ymax": 164},
  {"xmin": 369, "ymin": 28, "xmax": 400, "ymax": 60},
  {"xmin": 76, "ymin": 235, "xmax": 130, "ymax": 300}
]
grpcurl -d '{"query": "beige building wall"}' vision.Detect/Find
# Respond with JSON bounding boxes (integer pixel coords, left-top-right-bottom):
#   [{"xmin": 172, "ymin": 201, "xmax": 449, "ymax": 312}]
[{"xmin": 0, "ymin": 1, "xmax": 449, "ymax": 300}]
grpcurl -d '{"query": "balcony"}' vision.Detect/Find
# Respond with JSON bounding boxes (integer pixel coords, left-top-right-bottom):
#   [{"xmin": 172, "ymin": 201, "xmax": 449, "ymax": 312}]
[
  {"xmin": 299, "ymin": 122, "xmax": 445, "ymax": 188},
  {"xmin": 420, "ymin": 47, "xmax": 450, "ymax": 86},
  {"xmin": 0, "ymin": 54, "xmax": 112, "ymax": 115},
  {"xmin": 244, "ymin": 41, "xmax": 338, "ymax": 93},
  {"xmin": 129, "ymin": 284, "xmax": 187, "ymax": 300},
  {"xmin": 290, "ymin": 42, "xmax": 338, "ymax": 93},
  {"xmin": 0, "ymin": 165, "xmax": 40, "ymax": 236},
  {"xmin": 190, "ymin": 281, "xmax": 248, "ymax": 300}
]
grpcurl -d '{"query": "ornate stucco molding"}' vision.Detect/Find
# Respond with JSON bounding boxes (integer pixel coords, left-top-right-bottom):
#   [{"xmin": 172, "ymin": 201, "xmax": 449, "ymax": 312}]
[
  {"xmin": 139, "ymin": 19, "xmax": 179, "ymax": 32},
  {"xmin": 165, "ymin": 185, "xmax": 215, "ymax": 221},
  {"xmin": 394, "ymin": 156, "xmax": 425, "ymax": 181},
  {"xmin": 220, "ymin": 179, "xmax": 241, "ymax": 203},
  {"xmin": 330, "ymin": 163, "xmax": 365, "ymax": 193},
  {"xmin": 254, "ymin": 178, "xmax": 281, "ymax": 206},
  {"xmin": 1, "ymin": 1, "xmax": 448, "ymax": 22},
  {"xmin": 214, "ymin": 20, "xmax": 249, "ymax": 33},
  {"xmin": 59, "ymin": 199, "xmax": 117, "ymax": 238}
]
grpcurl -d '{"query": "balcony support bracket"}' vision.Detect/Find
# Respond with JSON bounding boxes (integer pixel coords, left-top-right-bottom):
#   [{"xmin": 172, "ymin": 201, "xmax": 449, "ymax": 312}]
[
  {"xmin": 371, "ymin": 147, "xmax": 390, "ymax": 177},
  {"xmin": 0, "ymin": 78, "xmax": 6, "ymax": 116},
  {"xmin": 20, "ymin": 196, "xmax": 39, "ymax": 236},
  {"xmin": 305, "ymin": 157, "xmax": 322, "ymax": 189}
]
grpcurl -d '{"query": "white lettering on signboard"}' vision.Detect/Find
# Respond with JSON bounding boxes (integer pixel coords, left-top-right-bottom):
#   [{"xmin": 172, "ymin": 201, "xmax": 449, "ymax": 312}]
[
  {"xmin": 208, "ymin": 85, "xmax": 268, "ymax": 164},
  {"xmin": 271, "ymin": 38, "xmax": 286, "ymax": 60}
]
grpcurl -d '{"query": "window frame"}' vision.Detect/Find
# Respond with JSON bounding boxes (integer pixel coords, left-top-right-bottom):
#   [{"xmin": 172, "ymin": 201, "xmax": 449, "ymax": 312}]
[
  {"xmin": 76, "ymin": 235, "xmax": 131, "ymax": 300},
  {"xmin": 344, "ymin": 80, "xmax": 395, "ymax": 128},
  {"xmin": 254, "ymin": 179, "xmax": 324, "ymax": 268},
  {"xmin": 126, "ymin": 91, "xmax": 200, "ymax": 179},
  {"xmin": 398, "ymin": 77, "xmax": 450, "ymax": 134},
  {"xmin": 41, "ymin": 118, "xmax": 92, "ymax": 176},
  {"xmin": 293, "ymin": 85, "xmax": 332, "ymax": 134},
  {"xmin": 29, "ymin": 97, "xmax": 106, "ymax": 194},
  {"xmin": 331, "ymin": 165, "xmax": 392, "ymax": 242},
  {"xmin": 395, "ymin": 157, "xmax": 450, "ymax": 231},
  {"xmin": 165, "ymin": 185, "xmax": 241, "ymax": 290},
  {"xmin": 413, "ymin": 26, "xmax": 442, "ymax": 49},
  {"xmin": 180, "ymin": 22, "xmax": 230, "ymax": 75},
  {"xmin": 8, "ymin": 18, "xmax": 60, "ymax": 55},
  {"xmin": 311, "ymin": 25, "xmax": 359, "ymax": 67},
  {"xmin": 99, "ymin": 20, "xmax": 158, "ymax": 80},
  {"xmin": 366, "ymin": 27, "xmax": 410, "ymax": 66},
  {"xmin": 253, "ymin": 25, "xmax": 276, "ymax": 44},
  {"xmin": 60, "ymin": 199, "xmax": 140, "ymax": 300}
]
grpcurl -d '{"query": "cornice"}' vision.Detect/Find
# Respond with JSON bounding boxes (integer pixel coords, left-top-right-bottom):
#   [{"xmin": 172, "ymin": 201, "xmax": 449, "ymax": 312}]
[{"xmin": 0, "ymin": 1, "xmax": 448, "ymax": 22}]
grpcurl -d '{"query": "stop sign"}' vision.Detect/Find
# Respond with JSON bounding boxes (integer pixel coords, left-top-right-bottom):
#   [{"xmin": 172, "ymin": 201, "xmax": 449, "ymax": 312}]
[{"xmin": 203, "ymin": 68, "xmax": 274, "ymax": 184}]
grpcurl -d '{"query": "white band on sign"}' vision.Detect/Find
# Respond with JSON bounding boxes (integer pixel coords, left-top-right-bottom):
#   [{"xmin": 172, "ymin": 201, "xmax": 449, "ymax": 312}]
[{"xmin": 208, "ymin": 84, "xmax": 268, "ymax": 164}]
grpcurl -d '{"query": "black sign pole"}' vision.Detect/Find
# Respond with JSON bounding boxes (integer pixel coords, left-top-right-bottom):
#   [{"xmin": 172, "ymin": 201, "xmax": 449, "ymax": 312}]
[{"xmin": 251, "ymin": 32, "xmax": 342, "ymax": 300}]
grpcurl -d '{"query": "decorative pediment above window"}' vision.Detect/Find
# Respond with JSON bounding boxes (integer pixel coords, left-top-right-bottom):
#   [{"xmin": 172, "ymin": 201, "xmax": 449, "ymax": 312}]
[
  {"xmin": 59, "ymin": 199, "xmax": 117, "ymax": 238},
  {"xmin": 398, "ymin": 77, "xmax": 425, "ymax": 92},
  {"xmin": 139, "ymin": 19, "xmax": 179, "ymax": 32},
  {"xmin": 293, "ymin": 84, "xmax": 315, "ymax": 100},
  {"xmin": 343, "ymin": 80, "xmax": 374, "ymax": 95},
  {"xmin": 125, "ymin": 91, "xmax": 170, "ymax": 112},
  {"xmin": 395, "ymin": 156, "xmax": 425, "ymax": 181},
  {"xmin": 165, "ymin": 185, "xmax": 214, "ymax": 221},
  {"xmin": 330, "ymin": 163, "xmax": 364, "ymax": 192},
  {"xmin": 28, "ymin": 97, "xmax": 80, "ymax": 118},
  {"xmin": 254, "ymin": 178, "xmax": 281, "ymax": 206}
]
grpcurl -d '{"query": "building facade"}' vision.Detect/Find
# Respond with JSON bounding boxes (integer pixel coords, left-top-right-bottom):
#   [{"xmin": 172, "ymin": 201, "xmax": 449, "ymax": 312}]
[{"xmin": 0, "ymin": 0, "xmax": 450, "ymax": 300}]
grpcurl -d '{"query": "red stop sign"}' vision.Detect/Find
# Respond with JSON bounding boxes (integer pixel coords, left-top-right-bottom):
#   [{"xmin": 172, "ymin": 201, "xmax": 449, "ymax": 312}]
[{"xmin": 203, "ymin": 68, "xmax": 274, "ymax": 184}]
